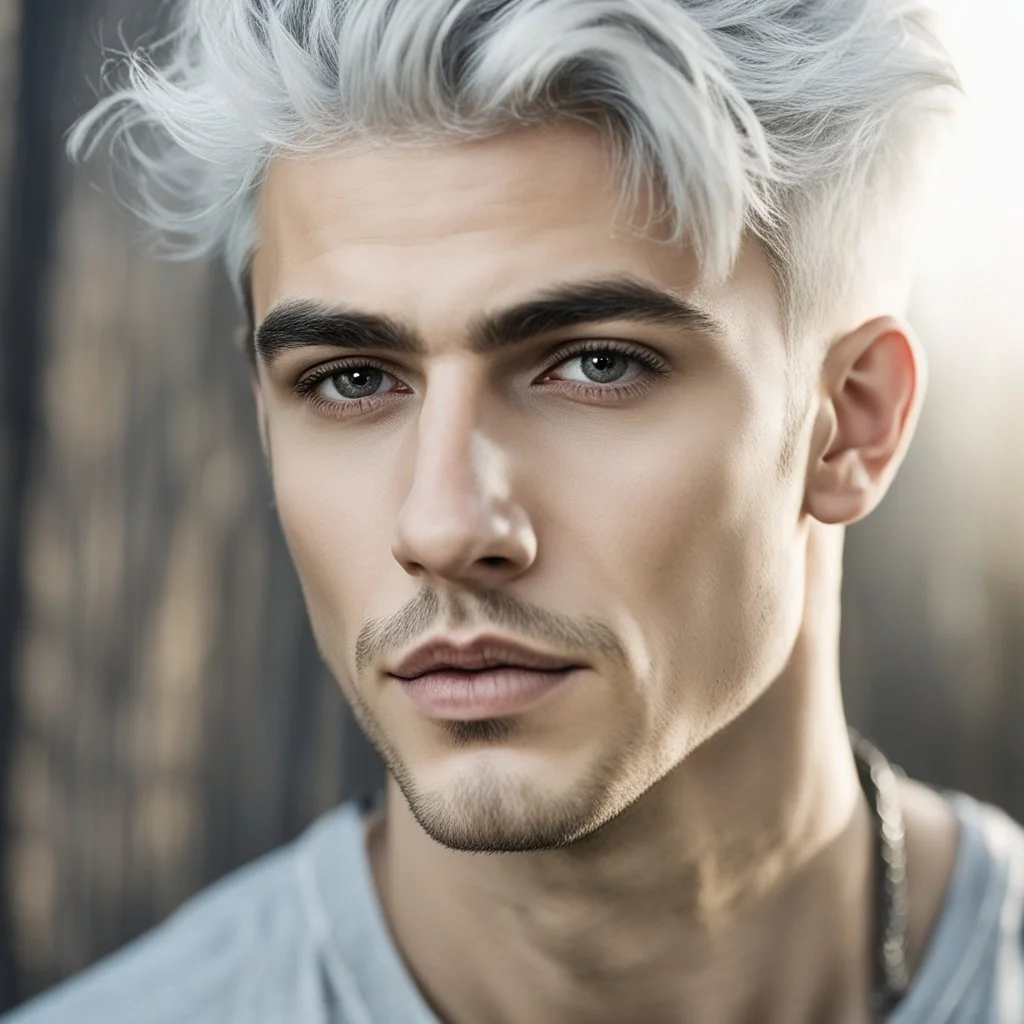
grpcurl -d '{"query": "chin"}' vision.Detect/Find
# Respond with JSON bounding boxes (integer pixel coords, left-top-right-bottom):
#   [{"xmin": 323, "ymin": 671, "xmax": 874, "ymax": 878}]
[{"xmin": 389, "ymin": 739, "xmax": 635, "ymax": 853}]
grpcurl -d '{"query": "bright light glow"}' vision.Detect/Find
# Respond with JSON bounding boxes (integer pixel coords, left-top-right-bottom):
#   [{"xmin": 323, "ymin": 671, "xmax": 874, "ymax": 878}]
[{"xmin": 914, "ymin": 0, "xmax": 1024, "ymax": 366}]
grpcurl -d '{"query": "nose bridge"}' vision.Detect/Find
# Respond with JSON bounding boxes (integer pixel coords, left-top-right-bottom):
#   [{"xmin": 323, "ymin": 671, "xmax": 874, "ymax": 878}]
[
  {"xmin": 412, "ymin": 365, "xmax": 500, "ymax": 503},
  {"xmin": 393, "ymin": 366, "xmax": 534, "ymax": 580}
]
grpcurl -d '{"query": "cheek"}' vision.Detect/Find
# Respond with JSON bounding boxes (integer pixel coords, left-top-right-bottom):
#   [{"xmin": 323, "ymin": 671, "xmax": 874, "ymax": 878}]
[
  {"xmin": 269, "ymin": 427, "xmax": 400, "ymax": 632},
  {"xmin": 551, "ymin": 386, "xmax": 798, "ymax": 704}
]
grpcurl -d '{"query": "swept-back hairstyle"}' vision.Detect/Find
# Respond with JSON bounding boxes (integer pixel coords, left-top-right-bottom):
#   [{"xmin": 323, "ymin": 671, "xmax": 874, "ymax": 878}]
[{"xmin": 69, "ymin": 0, "xmax": 959, "ymax": 339}]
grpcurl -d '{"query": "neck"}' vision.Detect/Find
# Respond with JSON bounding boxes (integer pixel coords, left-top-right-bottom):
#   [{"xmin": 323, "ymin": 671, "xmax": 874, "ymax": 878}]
[{"xmin": 368, "ymin": 525, "xmax": 877, "ymax": 1024}]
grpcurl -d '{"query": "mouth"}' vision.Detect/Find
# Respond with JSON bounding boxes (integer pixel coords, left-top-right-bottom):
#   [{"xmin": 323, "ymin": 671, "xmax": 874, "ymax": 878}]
[{"xmin": 388, "ymin": 636, "xmax": 587, "ymax": 721}]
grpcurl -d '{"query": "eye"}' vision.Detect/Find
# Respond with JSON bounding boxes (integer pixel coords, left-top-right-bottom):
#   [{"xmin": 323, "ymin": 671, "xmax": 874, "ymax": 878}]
[
  {"xmin": 316, "ymin": 365, "xmax": 397, "ymax": 402},
  {"xmin": 540, "ymin": 341, "xmax": 669, "ymax": 393},
  {"xmin": 551, "ymin": 349, "xmax": 645, "ymax": 386},
  {"xmin": 294, "ymin": 359, "xmax": 412, "ymax": 418}
]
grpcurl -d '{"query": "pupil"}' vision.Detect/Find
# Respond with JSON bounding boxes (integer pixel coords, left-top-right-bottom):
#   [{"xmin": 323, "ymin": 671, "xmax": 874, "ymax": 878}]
[
  {"xmin": 582, "ymin": 352, "xmax": 627, "ymax": 384},
  {"xmin": 333, "ymin": 367, "xmax": 383, "ymax": 399}
]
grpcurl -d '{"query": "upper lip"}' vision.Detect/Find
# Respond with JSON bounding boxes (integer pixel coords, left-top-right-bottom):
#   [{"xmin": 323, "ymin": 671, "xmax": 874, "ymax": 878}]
[{"xmin": 389, "ymin": 636, "xmax": 583, "ymax": 681}]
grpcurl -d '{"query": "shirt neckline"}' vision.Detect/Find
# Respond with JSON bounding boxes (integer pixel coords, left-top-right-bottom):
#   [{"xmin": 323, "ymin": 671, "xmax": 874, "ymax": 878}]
[{"xmin": 300, "ymin": 802, "xmax": 442, "ymax": 1024}]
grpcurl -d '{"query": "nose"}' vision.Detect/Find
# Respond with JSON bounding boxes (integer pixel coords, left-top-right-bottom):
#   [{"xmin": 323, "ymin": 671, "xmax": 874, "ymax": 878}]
[{"xmin": 391, "ymin": 384, "xmax": 537, "ymax": 586}]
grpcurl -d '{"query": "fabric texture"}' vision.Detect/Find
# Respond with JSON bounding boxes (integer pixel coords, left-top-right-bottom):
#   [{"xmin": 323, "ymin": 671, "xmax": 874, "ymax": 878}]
[{"xmin": 4, "ymin": 790, "xmax": 1023, "ymax": 1023}]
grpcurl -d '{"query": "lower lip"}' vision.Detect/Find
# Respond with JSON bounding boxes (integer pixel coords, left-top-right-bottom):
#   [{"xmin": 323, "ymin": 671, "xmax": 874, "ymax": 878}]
[{"xmin": 393, "ymin": 667, "xmax": 578, "ymax": 720}]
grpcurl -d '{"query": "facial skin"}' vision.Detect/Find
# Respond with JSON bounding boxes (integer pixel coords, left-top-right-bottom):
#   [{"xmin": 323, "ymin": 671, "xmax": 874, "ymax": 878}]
[
  {"xmin": 250, "ymin": 122, "xmax": 810, "ymax": 850},
  {"xmin": 248, "ymin": 123, "xmax": 959, "ymax": 1023}
]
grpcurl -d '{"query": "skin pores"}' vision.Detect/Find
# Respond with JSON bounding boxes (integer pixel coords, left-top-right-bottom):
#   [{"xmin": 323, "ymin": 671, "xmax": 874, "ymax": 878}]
[{"xmin": 249, "ymin": 123, "xmax": 811, "ymax": 852}]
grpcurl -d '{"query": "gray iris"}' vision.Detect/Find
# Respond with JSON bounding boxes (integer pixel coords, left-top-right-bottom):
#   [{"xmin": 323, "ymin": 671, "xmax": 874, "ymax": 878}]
[
  {"xmin": 333, "ymin": 367, "xmax": 383, "ymax": 399},
  {"xmin": 582, "ymin": 352, "xmax": 628, "ymax": 383}
]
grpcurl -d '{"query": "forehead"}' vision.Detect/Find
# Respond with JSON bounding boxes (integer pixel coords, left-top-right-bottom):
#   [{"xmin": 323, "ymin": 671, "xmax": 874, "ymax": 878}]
[
  {"xmin": 252, "ymin": 124, "xmax": 701, "ymax": 317},
  {"xmin": 260, "ymin": 123, "xmax": 623, "ymax": 246},
  {"xmin": 249, "ymin": 123, "xmax": 780, "ymax": 353}
]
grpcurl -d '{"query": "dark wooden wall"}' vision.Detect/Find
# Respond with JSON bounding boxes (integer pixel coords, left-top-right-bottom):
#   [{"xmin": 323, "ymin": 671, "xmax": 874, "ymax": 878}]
[
  {"xmin": 0, "ymin": 0, "xmax": 1021, "ymax": 1013},
  {"xmin": 0, "ymin": 1, "xmax": 383, "ymax": 1009}
]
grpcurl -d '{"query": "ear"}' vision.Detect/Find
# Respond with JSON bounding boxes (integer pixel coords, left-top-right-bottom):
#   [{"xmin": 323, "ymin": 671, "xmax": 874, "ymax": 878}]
[
  {"xmin": 805, "ymin": 315, "xmax": 926, "ymax": 526},
  {"xmin": 235, "ymin": 325, "xmax": 270, "ymax": 462}
]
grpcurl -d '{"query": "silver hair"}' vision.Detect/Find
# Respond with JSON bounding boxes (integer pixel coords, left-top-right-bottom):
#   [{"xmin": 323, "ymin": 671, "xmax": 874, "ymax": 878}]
[{"xmin": 68, "ymin": 0, "xmax": 960, "ymax": 336}]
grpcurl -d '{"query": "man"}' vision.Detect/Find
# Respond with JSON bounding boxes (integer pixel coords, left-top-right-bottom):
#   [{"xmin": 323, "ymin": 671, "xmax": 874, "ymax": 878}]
[{"xmin": 5, "ymin": 0, "xmax": 1023, "ymax": 1021}]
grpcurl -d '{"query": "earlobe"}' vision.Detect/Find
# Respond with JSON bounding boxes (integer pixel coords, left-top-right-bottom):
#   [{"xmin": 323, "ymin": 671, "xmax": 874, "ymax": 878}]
[{"xmin": 805, "ymin": 316, "xmax": 924, "ymax": 526}]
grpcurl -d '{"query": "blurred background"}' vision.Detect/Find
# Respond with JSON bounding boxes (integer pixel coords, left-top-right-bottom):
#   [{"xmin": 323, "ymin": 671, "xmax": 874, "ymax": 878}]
[{"xmin": 0, "ymin": 0, "xmax": 1021, "ymax": 1013}]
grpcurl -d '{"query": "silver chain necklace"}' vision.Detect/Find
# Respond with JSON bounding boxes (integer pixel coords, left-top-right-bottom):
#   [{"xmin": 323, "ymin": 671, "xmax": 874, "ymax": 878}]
[{"xmin": 849, "ymin": 728, "xmax": 910, "ymax": 1016}]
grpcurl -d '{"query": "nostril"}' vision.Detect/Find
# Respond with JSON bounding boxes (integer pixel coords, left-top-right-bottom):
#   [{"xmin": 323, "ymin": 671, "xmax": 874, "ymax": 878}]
[{"xmin": 480, "ymin": 556, "xmax": 510, "ymax": 569}]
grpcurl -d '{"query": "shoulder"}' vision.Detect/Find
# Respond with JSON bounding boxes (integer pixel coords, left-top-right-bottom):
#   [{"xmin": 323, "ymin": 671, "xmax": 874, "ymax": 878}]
[
  {"xmin": 944, "ymin": 789, "xmax": 1024, "ymax": 927},
  {"xmin": 943, "ymin": 793, "xmax": 1024, "ymax": 1021},
  {"xmin": 892, "ymin": 788, "xmax": 1024, "ymax": 1024},
  {"xmin": 1, "ymin": 804, "xmax": 369, "ymax": 1024},
  {"xmin": 956, "ymin": 792, "xmax": 1024, "ymax": 864}
]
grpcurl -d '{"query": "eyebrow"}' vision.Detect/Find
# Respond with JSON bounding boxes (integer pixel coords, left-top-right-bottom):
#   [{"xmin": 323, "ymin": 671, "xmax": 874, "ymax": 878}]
[{"xmin": 253, "ymin": 275, "xmax": 726, "ymax": 365}]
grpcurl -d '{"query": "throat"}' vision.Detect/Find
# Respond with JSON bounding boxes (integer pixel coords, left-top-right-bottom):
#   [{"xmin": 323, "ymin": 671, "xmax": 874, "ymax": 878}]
[{"xmin": 366, "ymin": 759, "xmax": 887, "ymax": 1024}]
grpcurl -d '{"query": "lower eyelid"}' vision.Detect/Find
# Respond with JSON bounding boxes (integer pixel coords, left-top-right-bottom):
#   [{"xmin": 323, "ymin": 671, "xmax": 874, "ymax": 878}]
[{"xmin": 306, "ymin": 392, "xmax": 393, "ymax": 418}]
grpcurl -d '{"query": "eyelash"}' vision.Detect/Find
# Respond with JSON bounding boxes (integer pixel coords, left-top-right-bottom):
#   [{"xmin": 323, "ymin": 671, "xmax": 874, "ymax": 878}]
[{"xmin": 293, "ymin": 341, "xmax": 671, "ymax": 419}]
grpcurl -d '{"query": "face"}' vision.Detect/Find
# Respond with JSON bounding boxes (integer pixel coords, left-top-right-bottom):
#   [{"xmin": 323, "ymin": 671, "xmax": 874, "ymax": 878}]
[{"xmin": 250, "ymin": 123, "xmax": 809, "ymax": 852}]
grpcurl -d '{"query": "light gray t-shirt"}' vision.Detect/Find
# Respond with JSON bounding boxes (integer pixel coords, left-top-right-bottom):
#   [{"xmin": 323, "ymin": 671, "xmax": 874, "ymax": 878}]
[{"xmin": 5, "ymin": 791, "xmax": 1024, "ymax": 1023}]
